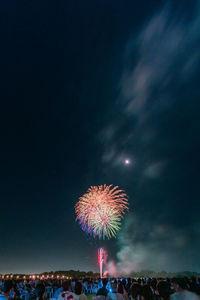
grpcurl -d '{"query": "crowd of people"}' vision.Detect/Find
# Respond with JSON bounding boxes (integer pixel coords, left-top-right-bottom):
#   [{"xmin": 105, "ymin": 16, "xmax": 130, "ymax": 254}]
[{"xmin": 0, "ymin": 277, "xmax": 200, "ymax": 300}]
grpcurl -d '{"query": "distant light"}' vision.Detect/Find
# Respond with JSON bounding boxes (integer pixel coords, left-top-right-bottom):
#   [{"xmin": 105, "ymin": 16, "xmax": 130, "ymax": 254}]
[{"xmin": 125, "ymin": 159, "xmax": 130, "ymax": 165}]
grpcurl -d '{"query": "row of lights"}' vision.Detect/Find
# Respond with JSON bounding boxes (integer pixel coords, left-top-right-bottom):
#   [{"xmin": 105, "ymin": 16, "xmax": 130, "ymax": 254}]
[{"xmin": 0, "ymin": 275, "xmax": 72, "ymax": 280}]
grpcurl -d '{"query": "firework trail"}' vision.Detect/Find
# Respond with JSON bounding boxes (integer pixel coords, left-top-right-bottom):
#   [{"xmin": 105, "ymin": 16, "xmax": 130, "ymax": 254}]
[
  {"xmin": 98, "ymin": 248, "xmax": 107, "ymax": 278},
  {"xmin": 75, "ymin": 184, "xmax": 128, "ymax": 239}
]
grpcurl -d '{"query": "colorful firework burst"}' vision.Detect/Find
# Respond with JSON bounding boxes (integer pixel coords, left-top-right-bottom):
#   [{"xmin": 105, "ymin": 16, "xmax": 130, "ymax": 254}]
[{"xmin": 75, "ymin": 184, "xmax": 128, "ymax": 239}]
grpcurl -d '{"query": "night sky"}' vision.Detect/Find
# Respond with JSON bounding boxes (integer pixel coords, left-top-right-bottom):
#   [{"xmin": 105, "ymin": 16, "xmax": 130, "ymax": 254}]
[{"xmin": 1, "ymin": 0, "xmax": 200, "ymax": 274}]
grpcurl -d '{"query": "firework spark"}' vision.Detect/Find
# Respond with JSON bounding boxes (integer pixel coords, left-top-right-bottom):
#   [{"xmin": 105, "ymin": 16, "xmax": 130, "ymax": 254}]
[{"xmin": 75, "ymin": 185, "xmax": 128, "ymax": 239}]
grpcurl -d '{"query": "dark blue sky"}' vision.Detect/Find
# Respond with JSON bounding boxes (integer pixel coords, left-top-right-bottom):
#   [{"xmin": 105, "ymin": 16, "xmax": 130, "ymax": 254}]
[{"xmin": 0, "ymin": 0, "xmax": 200, "ymax": 274}]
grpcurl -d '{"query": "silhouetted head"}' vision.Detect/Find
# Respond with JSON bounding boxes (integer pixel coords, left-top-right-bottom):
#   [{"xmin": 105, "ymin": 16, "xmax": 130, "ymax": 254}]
[
  {"xmin": 102, "ymin": 279, "xmax": 108, "ymax": 287},
  {"xmin": 3, "ymin": 280, "xmax": 13, "ymax": 295},
  {"xmin": 171, "ymin": 278, "xmax": 187, "ymax": 292},
  {"xmin": 75, "ymin": 281, "xmax": 83, "ymax": 295},
  {"xmin": 157, "ymin": 280, "xmax": 171, "ymax": 300},
  {"xmin": 62, "ymin": 280, "xmax": 71, "ymax": 292}
]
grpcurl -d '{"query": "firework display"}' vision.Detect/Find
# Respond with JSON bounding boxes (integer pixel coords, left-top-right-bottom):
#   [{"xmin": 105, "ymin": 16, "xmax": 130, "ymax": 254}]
[
  {"xmin": 98, "ymin": 248, "xmax": 107, "ymax": 278},
  {"xmin": 75, "ymin": 184, "xmax": 128, "ymax": 239}
]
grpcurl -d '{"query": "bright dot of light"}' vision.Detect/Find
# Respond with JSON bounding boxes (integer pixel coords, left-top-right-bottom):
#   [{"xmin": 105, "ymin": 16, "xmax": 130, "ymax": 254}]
[{"xmin": 125, "ymin": 159, "xmax": 130, "ymax": 165}]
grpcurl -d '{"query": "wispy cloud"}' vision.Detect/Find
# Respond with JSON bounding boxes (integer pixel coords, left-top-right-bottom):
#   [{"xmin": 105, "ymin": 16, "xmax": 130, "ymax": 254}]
[
  {"xmin": 122, "ymin": 3, "xmax": 200, "ymax": 116},
  {"xmin": 100, "ymin": 1, "xmax": 200, "ymax": 169},
  {"xmin": 101, "ymin": 1, "xmax": 200, "ymax": 272},
  {"xmin": 144, "ymin": 161, "xmax": 166, "ymax": 178}
]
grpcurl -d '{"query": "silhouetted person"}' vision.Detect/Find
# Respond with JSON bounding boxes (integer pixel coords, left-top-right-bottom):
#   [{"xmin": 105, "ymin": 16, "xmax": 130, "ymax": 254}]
[
  {"xmin": 107, "ymin": 281, "xmax": 124, "ymax": 300},
  {"xmin": 57, "ymin": 280, "xmax": 76, "ymax": 300},
  {"xmin": 131, "ymin": 283, "xmax": 142, "ymax": 300},
  {"xmin": 36, "ymin": 281, "xmax": 45, "ymax": 300},
  {"xmin": 141, "ymin": 284, "xmax": 154, "ymax": 300},
  {"xmin": 74, "ymin": 281, "xmax": 87, "ymax": 300},
  {"xmin": 117, "ymin": 281, "xmax": 128, "ymax": 300},
  {"xmin": 157, "ymin": 280, "xmax": 171, "ymax": 300},
  {"xmin": 0, "ymin": 280, "xmax": 13, "ymax": 300},
  {"xmin": 171, "ymin": 278, "xmax": 200, "ymax": 300},
  {"xmin": 96, "ymin": 279, "xmax": 108, "ymax": 297}
]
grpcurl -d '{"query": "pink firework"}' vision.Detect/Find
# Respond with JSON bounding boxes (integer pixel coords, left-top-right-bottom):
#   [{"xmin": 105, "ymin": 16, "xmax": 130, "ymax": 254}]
[{"xmin": 98, "ymin": 248, "xmax": 107, "ymax": 278}]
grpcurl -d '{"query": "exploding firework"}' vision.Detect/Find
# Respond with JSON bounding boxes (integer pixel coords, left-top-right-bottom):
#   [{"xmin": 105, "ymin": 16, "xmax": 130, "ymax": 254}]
[{"xmin": 75, "ymin": 184, "xmax": 128, "ymax": 239}]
